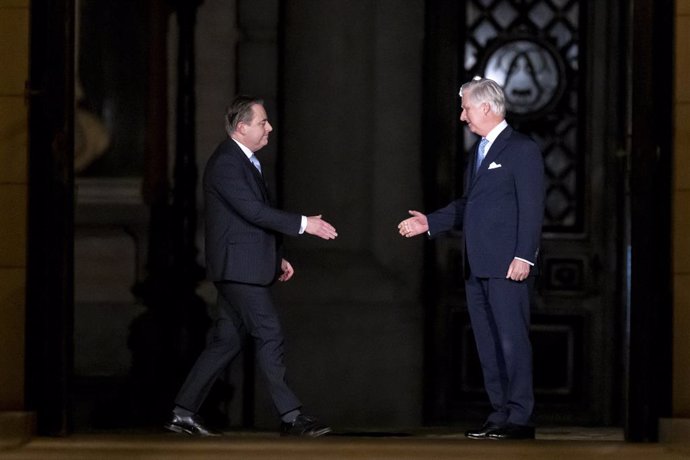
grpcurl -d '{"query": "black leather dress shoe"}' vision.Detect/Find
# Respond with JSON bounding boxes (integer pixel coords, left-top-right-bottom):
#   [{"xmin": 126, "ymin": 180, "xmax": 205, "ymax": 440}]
[
  {"xmin": 164, "ymin": 413, "xmax": 222, "ymax": 437},
  {"xmin": 280, "ymin": 414, "xmax": 332, "ymax": 437},
  {"xmin": 487, "ymin": 423, "xmax": 535, "ymax": 440},
  {"xmin": 464, "ymin": 422, "xmax": 503, "ymax": 439}
]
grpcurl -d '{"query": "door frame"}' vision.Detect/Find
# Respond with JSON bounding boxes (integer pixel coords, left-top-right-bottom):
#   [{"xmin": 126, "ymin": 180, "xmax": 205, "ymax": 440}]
[{"xmin": 625, "ymin": 0, "xmax": 674, "ymax": 442}]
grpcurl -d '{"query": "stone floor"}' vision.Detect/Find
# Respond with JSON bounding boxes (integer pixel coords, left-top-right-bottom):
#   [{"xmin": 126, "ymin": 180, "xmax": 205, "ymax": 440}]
[{"xmin": 2, "ymin": 427, "xmax": 690, "ymax": 460}]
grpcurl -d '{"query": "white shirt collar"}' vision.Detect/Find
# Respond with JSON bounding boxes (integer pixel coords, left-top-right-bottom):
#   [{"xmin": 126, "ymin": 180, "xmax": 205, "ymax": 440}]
[
  {"xmin": 231, "ymin": 137, "xmax": 254, "ymax": 160},
  {"xmin": 484, "ymin": 119, "xmax": 508, "ymax": 144}
]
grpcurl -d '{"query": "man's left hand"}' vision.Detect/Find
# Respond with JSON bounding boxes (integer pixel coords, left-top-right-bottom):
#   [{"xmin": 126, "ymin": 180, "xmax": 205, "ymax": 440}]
[{"xmin": 278, "ymin": 258, "xmax": 294, "ymax": 282}]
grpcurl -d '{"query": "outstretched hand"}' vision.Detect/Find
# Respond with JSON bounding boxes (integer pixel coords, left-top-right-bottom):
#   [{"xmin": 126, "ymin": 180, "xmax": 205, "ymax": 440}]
[
  {"xmin": 305, "ymin": 215, "xmax": 338, "ymax": 240},
  {"xmin": 397, "ymin": 210, "xmax": 429, "ymax": 238}
]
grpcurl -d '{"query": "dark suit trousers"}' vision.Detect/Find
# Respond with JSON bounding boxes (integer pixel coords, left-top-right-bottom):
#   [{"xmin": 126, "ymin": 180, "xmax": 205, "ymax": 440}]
[
  {"xmin": 465, "ymin": 275, "xmax": 534, "ymax": 426},
  {"xmin": 174, "ymin": 281, "xmax": 302, "ymax": 417}
]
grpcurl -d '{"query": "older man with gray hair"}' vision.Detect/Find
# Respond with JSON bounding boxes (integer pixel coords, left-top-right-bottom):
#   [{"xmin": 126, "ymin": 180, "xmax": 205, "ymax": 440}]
[{"xmin": 398, "ymin": 78, "xmax": 545, "ymax": 440}]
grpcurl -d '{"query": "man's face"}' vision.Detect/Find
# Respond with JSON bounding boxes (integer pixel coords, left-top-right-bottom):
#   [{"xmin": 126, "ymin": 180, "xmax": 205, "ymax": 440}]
[
  {"xmin": 240, "ymin": 104, "xmax": 273, "ymax": 152},
  {"xmin": 459, "ymin": 91, "xmax": 489, "ymax": 136},
  {"xmin": 460, "ymin": 91, "xmax": 492, "ymax": 137}
]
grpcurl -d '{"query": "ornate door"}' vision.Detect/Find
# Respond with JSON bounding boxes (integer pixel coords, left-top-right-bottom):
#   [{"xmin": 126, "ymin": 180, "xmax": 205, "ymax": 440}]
[{"xmin": 425, "ymin": 0, "xmax": 627, "ymax": 426}]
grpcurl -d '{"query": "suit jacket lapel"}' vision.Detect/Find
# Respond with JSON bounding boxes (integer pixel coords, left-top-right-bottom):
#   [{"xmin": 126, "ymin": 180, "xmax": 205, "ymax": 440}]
[
  {"xmin": 466, "ymin": 126, "xmax": 513, "ymax": 195},
  {"xmin": 229, "ymin": 141, "xmax": 270, "ymax": 201},
  {"xmin": 250, "ymin": 162, "xmax": 270, "ymax": 201},
  {"xmin": 473, "ymin": 126, "xmax": 513, "ymax": 180}
]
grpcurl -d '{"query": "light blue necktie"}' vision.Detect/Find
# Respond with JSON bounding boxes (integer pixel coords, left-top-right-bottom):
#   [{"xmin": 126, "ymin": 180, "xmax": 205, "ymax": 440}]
[
  {"xmin": 476, "ymin": 137, "xmax": 489, "ymax": 172},
  {"xmin": 250, "ymin": 155, "xmax": 262, "ymax": 174}
]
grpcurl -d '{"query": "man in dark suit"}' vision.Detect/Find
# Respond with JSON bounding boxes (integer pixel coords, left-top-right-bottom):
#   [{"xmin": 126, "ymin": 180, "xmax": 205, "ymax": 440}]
[
  {"xmin": 165, "ymin": 95, "xmax": 337, "ymax": 437},
  {"xmin": 398, "ymin": 78, "xmax": 544, "ymax": 440}
]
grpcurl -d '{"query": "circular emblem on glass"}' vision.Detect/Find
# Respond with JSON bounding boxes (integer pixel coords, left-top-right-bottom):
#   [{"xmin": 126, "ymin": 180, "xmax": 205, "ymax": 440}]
[{"xmin": 481, "ymin": 38, "xmax": 565, "ymax": 118}]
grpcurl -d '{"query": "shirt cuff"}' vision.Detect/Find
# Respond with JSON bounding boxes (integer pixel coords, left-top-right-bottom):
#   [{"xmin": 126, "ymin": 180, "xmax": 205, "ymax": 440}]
[
  {"xmin": 299, "ymin": 216, "xmax": 307, "ymax": 234},
  {"xmin": 514, "ymin": 257, "xmax": 534, "ymax": 266}
]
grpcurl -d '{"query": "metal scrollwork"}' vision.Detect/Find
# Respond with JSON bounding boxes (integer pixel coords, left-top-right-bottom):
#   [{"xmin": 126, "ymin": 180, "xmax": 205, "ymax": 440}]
[{"xmin": 482, "ymin": 38, "xmax": 565, "ymax": 118}]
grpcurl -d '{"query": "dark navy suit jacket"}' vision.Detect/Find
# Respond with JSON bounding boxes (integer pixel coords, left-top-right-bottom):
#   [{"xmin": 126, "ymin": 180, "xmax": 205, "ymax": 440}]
[
  {"xmin": 427, "ymin": 126, "xmax": 544, "ymax": 277},
  {"xmin": 203, "ymin": 138, "xmax": 302, "ymax": 285}
]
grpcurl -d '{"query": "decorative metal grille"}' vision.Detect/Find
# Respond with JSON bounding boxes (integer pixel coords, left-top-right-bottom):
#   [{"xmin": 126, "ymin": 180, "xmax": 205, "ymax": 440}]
[{"xmin": 463, "ymin": 0, "xmax": 583, "ymax": 232}]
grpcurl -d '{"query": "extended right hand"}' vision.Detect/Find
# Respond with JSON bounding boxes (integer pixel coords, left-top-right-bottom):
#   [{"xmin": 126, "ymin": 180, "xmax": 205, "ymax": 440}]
[
  {"xmin": 397, "ymin": 210, "xmax": 429, "ymax": 238},
  {"xmin": 305, "ymin": 215, "xmax": 338, "ymax": 240}
]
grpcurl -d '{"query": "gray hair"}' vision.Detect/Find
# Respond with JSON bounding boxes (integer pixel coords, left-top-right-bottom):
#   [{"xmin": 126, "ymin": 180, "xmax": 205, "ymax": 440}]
[
  {"xmin": 459, "ymin": 77, "xmax": 506, "ymax": 117},
  {"xmin": 224, "ymin": 95, "xmax": 264, "ymax": 135}
]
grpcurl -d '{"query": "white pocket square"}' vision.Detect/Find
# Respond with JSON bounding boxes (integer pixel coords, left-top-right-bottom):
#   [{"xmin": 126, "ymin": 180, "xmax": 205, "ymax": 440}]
[{"xmin": 488, "ymin": 162, "xmax": 502, "ymax": 169}]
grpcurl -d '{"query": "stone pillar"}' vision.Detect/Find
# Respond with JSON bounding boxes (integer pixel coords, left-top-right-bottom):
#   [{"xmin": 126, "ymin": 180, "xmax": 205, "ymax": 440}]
[
  {"xmin": 0, "ymin": 0, "xmax": 34, "ymax": 445},
  {"xmin": 274, "ymin": 0, "xmax": 425, "ymax": 429}
]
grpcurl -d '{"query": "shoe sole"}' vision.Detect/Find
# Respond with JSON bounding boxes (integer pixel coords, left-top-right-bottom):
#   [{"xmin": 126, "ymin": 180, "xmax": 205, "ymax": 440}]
[
  {"xmin": 280, "ymin": 426, "xmax": 333, "ymax": 438},
  {"xmin": 164, "ymin": 423, "xmax": 190, "ymax": 435},
  {"xmin": 487, "ymin": 435, "xmax": 535, "ymax": 440},
  {"xmin": 465, "ymin": 434, "xmax": 492, "ymax": 440},
  {"xmin": 164, "ymin": 423, "xmax": 222, "ymax": 437},
  {"xmin": 309, "ymin": 426, "xmax": 333, "ymax": 437}
]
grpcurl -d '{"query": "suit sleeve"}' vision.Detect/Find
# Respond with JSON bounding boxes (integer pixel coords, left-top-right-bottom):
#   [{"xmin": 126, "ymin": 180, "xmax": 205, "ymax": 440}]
[
  {"xmin": 427, "ymin": 196, "xmax": 467, "ymax": 239},
  {"xmin": 205, "ymin": 153, "xmax": 302, "ymax": 235},
  {"xmin": 513, "ymin": 141, "xmax": 545, "ymax": 263}
]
